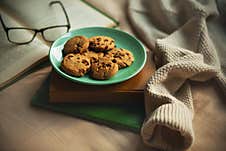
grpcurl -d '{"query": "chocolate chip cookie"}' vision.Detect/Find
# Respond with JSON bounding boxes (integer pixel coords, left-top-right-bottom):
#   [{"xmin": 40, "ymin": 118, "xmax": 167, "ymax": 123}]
[
  {"xmin": 82, "ymin": 50, "xmax": 104, "ymax": 63},
  {"xmin": 61, "ymin": 53, "xmax": 91, "ymax": 77},
  {"xmin": 63, "ymin": 36, "xmax": 89, "ymax": 55},
  {"xmin": 106, "ymin": 48, "xmax": 134, "ymax": 69},
  {"xmin": 90, "ymin": 57, "xmax": 118, "ymax": 80},
  {"xmin": 89, "ymin": 36, "xmax": 115, "ymax": 52}
]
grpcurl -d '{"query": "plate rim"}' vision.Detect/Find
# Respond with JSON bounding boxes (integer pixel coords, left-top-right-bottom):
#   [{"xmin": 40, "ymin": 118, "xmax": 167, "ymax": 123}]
[{"xmin": 49, "ymin": 26, "xmax": 147, "ymax": 85}]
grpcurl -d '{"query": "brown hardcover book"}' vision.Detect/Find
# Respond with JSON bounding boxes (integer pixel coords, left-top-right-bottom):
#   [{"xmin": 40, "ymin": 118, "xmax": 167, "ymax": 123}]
[{"xmin": 49, "ymin": 51, "xmax": 155, "ymax": 103}]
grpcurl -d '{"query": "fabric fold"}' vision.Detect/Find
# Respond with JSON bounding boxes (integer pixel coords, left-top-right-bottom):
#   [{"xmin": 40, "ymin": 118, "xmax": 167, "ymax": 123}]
[
  {"xmin": 128, "ymin": 0, "xmax": 226, "ymax": 150},
  {"xmin": 141, "ymin": 102, "xmax": 194, "ymax": 151}
]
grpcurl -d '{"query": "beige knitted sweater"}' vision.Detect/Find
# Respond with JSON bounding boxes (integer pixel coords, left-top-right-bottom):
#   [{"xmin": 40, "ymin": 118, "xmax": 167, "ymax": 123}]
[{"xmin": 128, "ymin": 0, "xmax": 226, "ymax": 150}]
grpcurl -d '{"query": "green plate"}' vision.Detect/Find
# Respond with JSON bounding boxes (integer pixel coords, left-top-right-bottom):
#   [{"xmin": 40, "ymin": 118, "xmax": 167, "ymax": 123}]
[{"xmin": 49, "ymin": 27, "xmax": 146, "ymax": 85}]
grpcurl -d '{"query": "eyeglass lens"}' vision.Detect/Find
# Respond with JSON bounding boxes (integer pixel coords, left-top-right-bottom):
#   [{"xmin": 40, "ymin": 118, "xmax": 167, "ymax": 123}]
[
  {"xmin": 8, "ymin": 29, "xmax": 35, "ymax": 43},
  {"xmin": 42, "ymin": 26, "xmax": 68, "ymax": 42}
]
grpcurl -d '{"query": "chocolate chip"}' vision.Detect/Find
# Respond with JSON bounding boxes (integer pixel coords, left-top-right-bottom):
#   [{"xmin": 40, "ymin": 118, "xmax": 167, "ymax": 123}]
[
  {"xmin": 67, "ymin": 55, "xmax": 74, "ymax": 59},
  {"xmin": 112, "ymin": 59, "xmax": 117, "ymax": 63},
  {"xmin": 92, "ymin": 59, "xmax": 98, "ymax": 63},
  {"xmin": 106, "ymin": 64, "xmax": 111, "ymax": 67},
  {"xmin": 82, "ymin": 59, "xmax": 89, "ymax": 66}
]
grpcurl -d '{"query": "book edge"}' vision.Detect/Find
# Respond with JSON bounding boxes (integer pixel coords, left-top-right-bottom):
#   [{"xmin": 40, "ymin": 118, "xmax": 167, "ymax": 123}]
[
  {"xmin": 81, "ymin": 0, "xmax": 120, "ymax": 28},
  {"xmin": 0, "ymin": 56, "xmax": 48, "ymax": 90}
]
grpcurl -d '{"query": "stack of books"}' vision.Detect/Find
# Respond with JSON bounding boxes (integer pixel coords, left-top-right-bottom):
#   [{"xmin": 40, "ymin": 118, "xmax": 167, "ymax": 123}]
[
  {"xmin": 49, "ymin": 51, "xmax": 154, "ymax": 104},
  {"xmin": 32, "ymin": 51, "xmax": 153, "ymax": 132}
]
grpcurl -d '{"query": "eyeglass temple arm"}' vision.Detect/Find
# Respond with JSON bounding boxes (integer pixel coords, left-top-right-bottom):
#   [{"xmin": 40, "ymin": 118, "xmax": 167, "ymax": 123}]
[
  {"xmin": 49, "ymin": 1, "xmax": 71, "ymax": 30},
  {"xmin": 0, "ymin": 15, "xmax": 7, "ymax": 30}
]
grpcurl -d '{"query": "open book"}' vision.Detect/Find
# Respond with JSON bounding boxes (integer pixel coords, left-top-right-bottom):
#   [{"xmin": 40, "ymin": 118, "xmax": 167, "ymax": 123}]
[{"xmin": 0, "ymin": 0, "xmax": 118, "ymax": 89}]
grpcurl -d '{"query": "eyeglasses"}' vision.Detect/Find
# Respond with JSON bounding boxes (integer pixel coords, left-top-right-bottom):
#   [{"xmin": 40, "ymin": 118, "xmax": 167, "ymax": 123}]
[{"xmin": 0, "ymin": 1, "xmax": 71, "ymax": 44}]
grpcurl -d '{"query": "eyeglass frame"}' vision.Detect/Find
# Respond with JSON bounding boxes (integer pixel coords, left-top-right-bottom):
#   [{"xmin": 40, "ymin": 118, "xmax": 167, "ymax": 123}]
[{"xmin": 0, "ymin": 1, "xmax": 71, "ymax": 45}]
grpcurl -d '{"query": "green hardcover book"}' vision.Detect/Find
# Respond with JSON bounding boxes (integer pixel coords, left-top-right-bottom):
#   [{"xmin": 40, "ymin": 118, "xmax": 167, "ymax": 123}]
[{"xmin": 31, "ymin": 77, "xmax": 145, "ymax": 133}]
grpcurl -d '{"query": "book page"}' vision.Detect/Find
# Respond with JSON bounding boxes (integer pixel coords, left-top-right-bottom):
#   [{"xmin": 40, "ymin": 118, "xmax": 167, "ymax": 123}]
[
  {"xmin": 0, "ymin": 11, "xmax": 49, "ymax": 88},
  {"xmin": 0, "ymin": 0, "xmax": 118, "ymax": 33}
]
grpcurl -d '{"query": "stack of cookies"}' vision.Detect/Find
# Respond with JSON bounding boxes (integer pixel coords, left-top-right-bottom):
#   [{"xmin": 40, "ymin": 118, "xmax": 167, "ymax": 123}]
[{"xmin": 61, "ymin": 35, "xmax": 134, "ymax": 80}]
